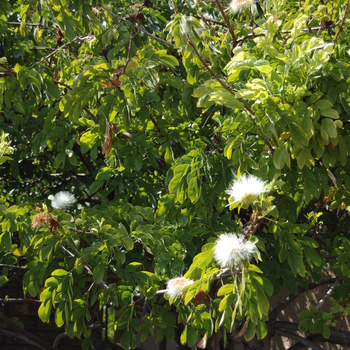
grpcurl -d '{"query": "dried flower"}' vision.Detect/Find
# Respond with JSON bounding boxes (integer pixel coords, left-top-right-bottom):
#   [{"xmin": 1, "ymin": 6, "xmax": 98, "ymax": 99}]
[
  {"xmin": 166, "ymin": 277, "xmax": 194, "ymax": 298},
  {"xmin": 32, "ymin": 212, "xmax": 51, "ymax": 230},
  {"xmin": 214, "ymin": 233, "xmax": 256, "ymax": 268},
  {"xmin": 51, "ymin": 191, "xmax": 76, "ymax": 210},
  {"xmin": 226, "ymin": 174, "xmax": 266, "ymax": 207},
  {"xmin": 228, "ymin": 0, "xmax": 257, "ymax": 13}
]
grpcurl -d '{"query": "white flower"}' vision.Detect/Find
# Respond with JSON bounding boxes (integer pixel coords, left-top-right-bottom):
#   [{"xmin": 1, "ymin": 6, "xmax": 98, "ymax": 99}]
[
  {"xmin": 229, "ymin": 0, "xmax": 257, "ymax": 14},
  {"xmin": 51, "ymin": 191, "xmax": 76, "ymax": 210},
  {"xmin": 214, "ymin": 233, "xmax": 256, "ymax": 268},
  {"xmin": 226, "ymin": 174, "xmax": 266, "ymax": 207},
  {"xmin": 166, "ymin": 277, "xmax": 194, "ymax": 298}
]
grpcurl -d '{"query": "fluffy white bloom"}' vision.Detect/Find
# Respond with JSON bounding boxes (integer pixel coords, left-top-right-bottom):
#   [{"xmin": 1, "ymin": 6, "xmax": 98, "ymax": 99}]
[
  {"xmin": 214, "ymin": 233, "xmax": 256, "ymax": 268},
  {"xmin": 51, "ymin": 191, "xmax": 76, "ymax": 210},
  {"xmin": 226, "ymin": 174, "xmax": 265, "ymax": 207},
  {"xmin": 166, "ymin": 277, "xmax": 194, "ymax": 298},
  {"xmin": 229, "ymin": 0, "xmax": 257, "ymax": 14}
]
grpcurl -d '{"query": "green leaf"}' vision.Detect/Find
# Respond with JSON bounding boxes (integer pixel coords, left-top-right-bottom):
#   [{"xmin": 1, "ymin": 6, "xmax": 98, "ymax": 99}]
[
  {"xmin": 287, "ymin": 251, "xmax": 305, "ymax": 277},
  {"xmin": 321, "ymin": 118, "xmax": 337, "ymax": 140},
  {"xmin": 256, "ymin": 320, "xmax": 267, "ymax": 340},
  {"xmin": 273, "ymin": 144, "xmax": 288, "ymax": 169},
  {"xmin": 120, "ymin": 331, "xmax": 131, "ymax": 349},
  {"xmin": 217, "ymin": 284, "xmax": 235, "ymax": 296},
  {"xmin": 244, "ymin": 319, "xmax": 256, "ymax": 342},
  {"xmin": 340, "ymin": 93, "xmax": 350, "ymax": 116},
  {"xmin": 314, "ymin": 99, "xmax": 333, "ymax": 109},
  {"xmin": 187, "ymin": 325, "xmax": 198, "ymax": 348},
  {"xmin": 93, "ymin": 263, "xmax": 105, "ymax": 284},
  {"xmin": 52, "ymin": 269, "xmax": 69, "ymax": 277},
  {"xmin": 255, "ymin": 286, "xmax": 269, "ymax": 316},
  {"xmin": 290, "ymin": 123, "xmax": 309, "ymax": 147},
  {"xmin": 320, "ymin": 108, "xmax": 339, "ymax": 119}
]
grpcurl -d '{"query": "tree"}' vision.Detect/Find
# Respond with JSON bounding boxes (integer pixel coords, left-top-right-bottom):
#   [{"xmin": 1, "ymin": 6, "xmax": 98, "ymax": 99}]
[{"xmin": 1, "ymin": 0, "xmax": 350, "ymax": 349}]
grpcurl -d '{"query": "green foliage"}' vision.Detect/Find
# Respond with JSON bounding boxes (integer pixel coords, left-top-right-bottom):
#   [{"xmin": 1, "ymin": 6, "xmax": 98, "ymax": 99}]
[{"xmin": 1, "ymin": 0, "xmax": 350, "ymax": 349}]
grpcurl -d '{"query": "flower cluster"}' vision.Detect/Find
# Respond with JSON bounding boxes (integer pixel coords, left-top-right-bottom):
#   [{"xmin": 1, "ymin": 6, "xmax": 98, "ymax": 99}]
[
  {"xmin": 166, "ymin": 277, "xmax": 194, "ymax": 298},
  {"xmin": 51, "ymin": 191, "xmax": 76, "ymax": 210},
  {"xmin": 214, "ymin": 233, "xmax": 256, "ymax": 268},
  {"xmin": 228, "ymin": 0, "xmax": 257, "ymax": 14},
  {"xmin": 226, "ymin": 174, "xmax": 266, "ymax": 207}
]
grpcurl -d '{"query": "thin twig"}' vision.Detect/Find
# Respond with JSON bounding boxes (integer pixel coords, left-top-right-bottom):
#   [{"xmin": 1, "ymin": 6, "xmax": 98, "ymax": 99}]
[
  {"xmin": 214, "ymin": 0, "xmax": 236, "ymax": 47},
  {"xmin": 57, "ymin": 238, "xmax": 108, "ymax": 290}
]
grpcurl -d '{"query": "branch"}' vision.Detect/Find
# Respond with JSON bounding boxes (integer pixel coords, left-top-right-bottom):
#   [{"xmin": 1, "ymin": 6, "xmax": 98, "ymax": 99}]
[
  {"xmin": 0, "ymin": 298, "xmax": 41, "ymax": 304},
  {"xmin": 0, "ymin": 312, "xmax": 55, "ymax": 350},
  {"xmin": 0, "ymin": 264, "xmax": 27, "ymax": 270},
  {"xmin": 332, "ymin": 0, "xmax": 350, "ymax": 48},
  {"xmin": 58, "ymin": 243, "xmax": 108, "ymax": 290},
  {"xmin": 269, "ymin": 278, "xmax": 338, "ymax": 320},
  {"xmin": 316, "ymin": 278, "xmax": 339, "ymax": 310},
  {"xmin": 53, "ymin": 323, "xmax": 101, "ymax": 348},
  {"xmin": 5, "ymin": 21, "xmax": 55, "ymax": 33},
  {"xmin": 214, "ymin": 0, "xmax": 236, "ymax": 47},
  {"xmin": 29, "ymin": 35, "xmax": 90, "ymax": 69},
  {"xmin": 123, "ymin": 25, "xmax": 134, "ymax": 75},
  {"xmin": 274, "ymin": 329, "xmax": 323, "ymax": 350},
  {"xmin": 62, "ymin": 225, "xmax": 98, "ymax": 237},
  {"xmin": 0, "ymin": 328, "xmax": 46, "ymax": 350}
]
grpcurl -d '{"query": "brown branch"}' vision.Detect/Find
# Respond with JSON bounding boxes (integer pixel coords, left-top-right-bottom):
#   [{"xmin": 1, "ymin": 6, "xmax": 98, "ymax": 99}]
[
  {"xmin": 83, "ymin": 107, "xmax": 99, "ymax": 124},
  {"xmin": 187, "ymin": 36, "xmax": 231, "ymax": 93},
  {"xmin": 275, "ymin": 329, "xmax": 323, "ymax": 350},
  {"xmin": 123, "ymin": 25, "xmax": 134, "ymax": 75},
  {"xmin": 0, "ymin": 312, "xmax": 55, "ymax": 350},
  {"xmin": 0, "ymin": 328, "xmax": 45, "ymax": 350},
  {"xmin": 333, "ymin": 0, "xmax": 350, "ymax": 48},
  {"xmin": 269, "ymin": 278, "xmax": 338, "ymax": 320},
  {"xmin": 316, "ymin": 278, "xmax": 339, "ymax": 310},
  {"xmin": 214, "ymin": 0, "xmax": 236, "ymax": 47}
]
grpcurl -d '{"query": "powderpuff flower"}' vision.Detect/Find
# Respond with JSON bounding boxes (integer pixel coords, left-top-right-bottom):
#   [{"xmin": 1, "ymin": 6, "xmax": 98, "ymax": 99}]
[
  {"xmin": 226, "ymin": 174, "xmax": 266, "ymax": 207},
  {"xmin": 214, "ymin": 233, "xmax": 256, "ymax": 268},
  {"xmin": 51, "ymin": 191, "xmax": 76, "ymax": 210},
  {"xmin": 228, "ymin": 0, "xmax": 257, "ymax": 14},
  {"xmin": 166, "ymin": 277, "xmax": 194, "ymax": 298}
]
